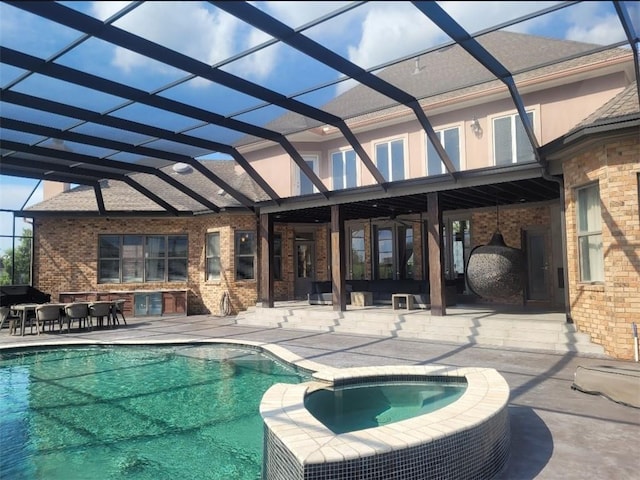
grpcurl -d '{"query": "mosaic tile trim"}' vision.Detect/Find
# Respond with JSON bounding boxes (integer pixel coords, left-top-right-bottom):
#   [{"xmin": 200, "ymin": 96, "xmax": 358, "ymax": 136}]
[{"xmin": 261, "ymin": 366, "xmax": 510, "ymax": 480}]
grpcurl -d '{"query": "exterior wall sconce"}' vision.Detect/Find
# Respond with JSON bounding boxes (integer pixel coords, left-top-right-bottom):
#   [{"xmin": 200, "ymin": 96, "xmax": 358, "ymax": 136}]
[{"xmin": 470, "ymin": 117, "xmax": 482, "ymax": 137}]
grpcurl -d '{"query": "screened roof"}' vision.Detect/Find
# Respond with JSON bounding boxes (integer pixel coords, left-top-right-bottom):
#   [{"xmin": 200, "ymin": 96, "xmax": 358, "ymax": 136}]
[{"xmin": 1, "ymin": 1, "xmax": 638, "ymax": 220}]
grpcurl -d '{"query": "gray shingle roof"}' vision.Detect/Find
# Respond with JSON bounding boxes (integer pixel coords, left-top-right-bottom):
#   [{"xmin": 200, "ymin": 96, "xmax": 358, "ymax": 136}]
[
  {"xmin": 266, "ymin": 31, "xmax": 632, "ymax": 133},
  {"xmin": 26, "ymin": 159, "xmax": 270, "ymax": 213},
  {"xmin": 26, "ymin": 31, "xmax": 636, "ymax": 214},
  {"xmin": 572, "ymin": 81, "xmax": 640, "ymax": 130}
]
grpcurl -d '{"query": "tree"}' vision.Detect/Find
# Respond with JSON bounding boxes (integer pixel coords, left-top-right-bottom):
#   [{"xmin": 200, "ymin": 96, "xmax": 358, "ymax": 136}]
[{"xmin": 0, "ymin": 228, "xmax": 32, "ymax": 285}]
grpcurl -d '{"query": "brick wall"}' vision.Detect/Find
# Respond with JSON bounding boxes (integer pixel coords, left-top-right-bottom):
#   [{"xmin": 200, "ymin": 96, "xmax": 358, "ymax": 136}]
[
  {"xmin": 563, "ymin": 133, "xmax": 640, "ymax": 360},
  {"xmin": 33, "ymin": 213, "xmax": 259, "ymax": 316},
  {"xmin": 471, "ymin": 204, "xmax": 553, "ymax": 305}
]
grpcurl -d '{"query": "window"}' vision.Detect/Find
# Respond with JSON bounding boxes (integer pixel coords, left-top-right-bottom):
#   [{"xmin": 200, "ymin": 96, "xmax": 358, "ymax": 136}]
[
  {"xmin": 273, "ymin": 234, "xmax": 282, "ymax": 281},
  {"xmin": 332, "ymin": 149, "xmax": 357, "ymax": 189},
  {"xmin": 98, "ymin": 234, "xmax": 188, "ymax": 283},
  {"xmin": 235, "ymin": 231, "xmax": 256, "ymax": 280},
  {"xmin": 374, "ymin": 226, "xmax": 394, "ymax": 279},
  {"xmin": 426, "ymin": 127, "xmax": 460, "ymax": 175},
  {"xmin": 295, "ymin": 155, "xmax": 319, "ymax": 195},
  {"xmin": 375, "ymin": 139, "xmax": 405, "ymax": 181},
  {"xmin": 576, "ymin": 183, "xmax": 603, "ymax": 282},
  {"xmin": 398, "ymin": 225, "xmax": 414, "ymax": 279},
  {"xmin": 493, "ymin": 111, "xmax": 535, "ymax": 165},
  {"xmin": 373, "ymin": 224, "xmax": 414, "ymax": 280},
  {"xmin": 349, "ymin": 227, "xmax": 366, "ymax": 280},
  {"xmin": 206, "ymin": 232, "xmax": 221, "ymax": 281}
]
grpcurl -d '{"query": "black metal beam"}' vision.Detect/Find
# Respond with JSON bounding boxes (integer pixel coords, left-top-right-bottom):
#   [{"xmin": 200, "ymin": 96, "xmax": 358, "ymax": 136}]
[
  {"xmin": 92, "ymin": 183, "xmax": 106, "ymax": 215},
  {"xmin": 2, "ymin": 154, "xmax": 179, "ymax": 214},
  {"xmin": 1, "ymin": 90, "xmax": 280, "ymax": 204},
  {"xmin": 4, "ymin": 2, "xmax": 330, "ymax": 197},
  {"xmin": 0, "ymin": 163, "xmax": 104, "ymax": 187},
  {"xmin": 412, "ymin": 1, "xmax": 542, "ymax": 167},
  {"xmin": 215, "ymin": 0, "xmax": 458, "ymax": 179},
  {"xmin": 614, "ymin": 1, "xmax": 640, "ymax": 105},
  {"xmin": 0, "ymin": 117, "xmax": 234, "ymax": 211},
  {"xmin": 14, "ymin": 209, "xmax": 197, "ymax": 219},
  {"xmin": 1, "ymin": 140, "xmax": 224, "ymax": 213},
  {"xmin": 212, "ymin": 1, "xmax": 387, "ymax": 187}
]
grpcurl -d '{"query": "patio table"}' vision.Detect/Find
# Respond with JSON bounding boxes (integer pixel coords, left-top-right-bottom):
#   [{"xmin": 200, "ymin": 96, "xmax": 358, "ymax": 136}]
[{"xmin": 11, "ymin": 303, "xmax": 66, "ymax": 336}]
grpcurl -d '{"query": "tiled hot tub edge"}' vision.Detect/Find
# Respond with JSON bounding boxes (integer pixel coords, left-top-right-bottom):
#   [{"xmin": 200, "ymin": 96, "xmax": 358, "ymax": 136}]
[{"xmin": 261, "ymin": 366, "xmax": 510, "ymax": 480}]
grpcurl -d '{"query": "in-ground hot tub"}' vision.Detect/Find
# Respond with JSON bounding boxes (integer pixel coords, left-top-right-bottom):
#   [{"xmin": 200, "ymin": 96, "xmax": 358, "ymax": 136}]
[{"xmin": 260, "ymin": 365, "xmax": 510, "ymax": 480}]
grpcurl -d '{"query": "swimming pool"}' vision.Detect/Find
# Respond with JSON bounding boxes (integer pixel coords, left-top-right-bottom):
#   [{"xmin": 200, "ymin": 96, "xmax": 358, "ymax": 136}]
[
  {"xmin": 1, "ymin": 341, "xmax": 511, "ymax": 480},
  {"xmin": 0, "ymin": 343, "xmax": 312, "ymax": 480}
]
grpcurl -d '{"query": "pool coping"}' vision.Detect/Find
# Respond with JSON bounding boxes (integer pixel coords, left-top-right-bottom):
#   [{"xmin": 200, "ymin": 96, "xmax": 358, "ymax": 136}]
[
  {"xmin": 260, "ymin": 364, "xmax": 511, "ymax": 480},
  {"xmin": 2, "ymin": 337, "xmax": 511, "ymax": 479},
  {"xmin": 261, "ymin": 365, "xmax": 509, "ymax": 464}
]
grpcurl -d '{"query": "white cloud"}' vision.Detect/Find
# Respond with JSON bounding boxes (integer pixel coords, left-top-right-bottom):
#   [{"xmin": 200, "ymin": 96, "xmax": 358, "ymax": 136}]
[
  {"xmin": 565, "ymin": 16, "xmax": 626, "ymax": 45},
  {"xmin": 564, "ymin": 2, "xmax": 627, "ymax": 45},
  {"xmin": 91, "ymin": 1, "xmax": 279, "ymax": 81},
  {"xmin": 347, "ymin": 3, "xmax": 444, "ymax": 71},
  {"xmin": 262, "ymin": 1, "xmax": 352, "ymax": 29},
  {"xmin": 91, "ymin": 1, "xmax": 132, "ymax": 21}
]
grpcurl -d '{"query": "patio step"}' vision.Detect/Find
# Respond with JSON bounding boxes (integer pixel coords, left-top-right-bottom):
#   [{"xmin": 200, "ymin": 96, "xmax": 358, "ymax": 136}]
[{"xmin": 234, "ymin": 303, "xmax": 606, "ymax": 356}]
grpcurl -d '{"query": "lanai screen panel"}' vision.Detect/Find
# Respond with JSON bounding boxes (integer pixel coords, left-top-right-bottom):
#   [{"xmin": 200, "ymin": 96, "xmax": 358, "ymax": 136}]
[{"xmin": 0, "ymin": 1, "xmax": 638, "ymax": 212}]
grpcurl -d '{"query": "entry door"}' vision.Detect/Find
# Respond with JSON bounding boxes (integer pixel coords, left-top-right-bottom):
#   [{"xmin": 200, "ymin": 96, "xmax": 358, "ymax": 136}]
[
  {"xmin": 294, "ymin": 240, "xmax": 315, "ymax": 299},
  {"xmin": 524, "ymin": 228, "xmax": 551, "ymax": 302}
]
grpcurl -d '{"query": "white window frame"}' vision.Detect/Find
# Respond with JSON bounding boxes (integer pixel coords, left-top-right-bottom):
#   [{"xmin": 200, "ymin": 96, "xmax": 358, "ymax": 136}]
[
  {"xmin": 490, "ymin": 108, "xmax": 538, "ymax": 166},
  {"xmin": 425, "ymin": 125, "xmax": 462, "ymax": 175},
  {"xmin": 235, "ymin": 230, "xmax": 256, "ymax": 281},
  {"xmin": 330, "ymin": 148, "xmax": 359, "ymax": 190},
  {"xmin": 293, "ymin": 154, "xmax": 319, "ymax": 195},
  {"xmin": 374, "ymin": 137, "xmax": 406, "ymax": 182},
  {"xmin": 205, "ymin": 231, "xmax": 221, "ymax": 281},
  {"xmin": 576, "ymin": 183, "xmax": 604, "ymax": 283}
]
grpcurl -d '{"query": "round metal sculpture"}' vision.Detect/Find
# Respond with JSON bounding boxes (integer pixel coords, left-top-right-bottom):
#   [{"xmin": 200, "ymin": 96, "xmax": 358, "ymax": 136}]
[{"xmin": 466, "ymin": 232, "xmax": 525, "ymax": 299}]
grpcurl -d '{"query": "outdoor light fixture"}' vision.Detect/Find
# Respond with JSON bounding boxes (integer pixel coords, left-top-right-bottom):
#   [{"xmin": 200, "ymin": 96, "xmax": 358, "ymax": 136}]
[{"xmin": 470, "ymin": 117, "xmax": 482, "ymax": 136}]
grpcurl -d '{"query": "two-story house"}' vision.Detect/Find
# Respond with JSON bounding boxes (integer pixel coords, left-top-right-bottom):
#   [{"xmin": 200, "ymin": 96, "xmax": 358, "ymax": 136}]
[{"xmin": 3, "ymin": 10, "xmax": 638, "ymax": 360}]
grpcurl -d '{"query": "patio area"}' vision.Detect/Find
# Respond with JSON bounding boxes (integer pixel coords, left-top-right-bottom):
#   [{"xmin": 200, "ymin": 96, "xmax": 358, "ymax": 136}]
[{"xmin": 0, "ymin": 312, "xmax": 638, "ymax": 479}]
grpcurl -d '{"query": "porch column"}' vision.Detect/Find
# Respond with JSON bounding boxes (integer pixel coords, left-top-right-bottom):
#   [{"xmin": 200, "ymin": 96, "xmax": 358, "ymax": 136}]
[
  {"xmin": 427, "ymin": 192, "xmax": 446, "ymax": 316},
  {"xmin": 331, "ymin": 205, "xmax": 347, "ymax": 311},
  {"xmin": 259, "ymin": 212, "xmax": 274, "ymax": 308}
]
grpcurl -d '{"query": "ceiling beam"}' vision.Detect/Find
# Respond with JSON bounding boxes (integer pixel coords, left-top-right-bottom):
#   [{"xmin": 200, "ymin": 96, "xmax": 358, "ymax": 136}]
[
  {"xmin": 1, "ymin": 155, "xmax": 180, "ymax": 214},
  {"xmin": 5, "ymin": 2, "xmax": 331, "ymax": 197},
  {"xmin": 1, "ymin": 90, "xmax": 279, "ymax": 206},
  {"xmin": 215, "ymin": 0, "xmax": 458, "ymax": 180},
  {"xmin": 1, "ymin": 140, "xmax": 226, "ymax": 212},
  {"xmin": 412, "ymin": 1, "xmax": 542, "ymax": 167},
  {"xmin": 614, "ymin": 1, "xmax": 640, "ymax": 104}
]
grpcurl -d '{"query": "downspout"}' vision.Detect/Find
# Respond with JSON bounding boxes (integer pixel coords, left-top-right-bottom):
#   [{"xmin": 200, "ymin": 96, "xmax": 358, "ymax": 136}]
[{"xmin": 541, "ymin": 167, "xmax": 572, "ymax": 324}]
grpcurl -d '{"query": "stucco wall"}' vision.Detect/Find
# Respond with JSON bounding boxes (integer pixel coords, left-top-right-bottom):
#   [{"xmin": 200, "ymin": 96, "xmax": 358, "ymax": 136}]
[{"xmin": 241, "ymin": 75, "xmax": 628, "ymax": 198}]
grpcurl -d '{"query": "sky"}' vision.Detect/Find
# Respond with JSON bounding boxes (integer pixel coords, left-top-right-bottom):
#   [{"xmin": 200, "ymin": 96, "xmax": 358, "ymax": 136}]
[{"xmin": 0, "ymin": 0, "xmax": 633, "ymax": 255}]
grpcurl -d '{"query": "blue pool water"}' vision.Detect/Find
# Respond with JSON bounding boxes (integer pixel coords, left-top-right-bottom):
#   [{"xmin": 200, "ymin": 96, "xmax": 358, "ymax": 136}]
[
  {"xmin": 304, "ymin": 380, "xmax": 467, "ymax": 434},
  {"xmin": 0, "ymin": 345, "xmax": 311, "ymax": 480}
]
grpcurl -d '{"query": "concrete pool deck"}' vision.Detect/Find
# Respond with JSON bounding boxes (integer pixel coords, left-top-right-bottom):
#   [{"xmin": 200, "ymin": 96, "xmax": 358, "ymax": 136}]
[{"xmin": 1, "ymin": 314, "xmax": 638, "ymax": 480}]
